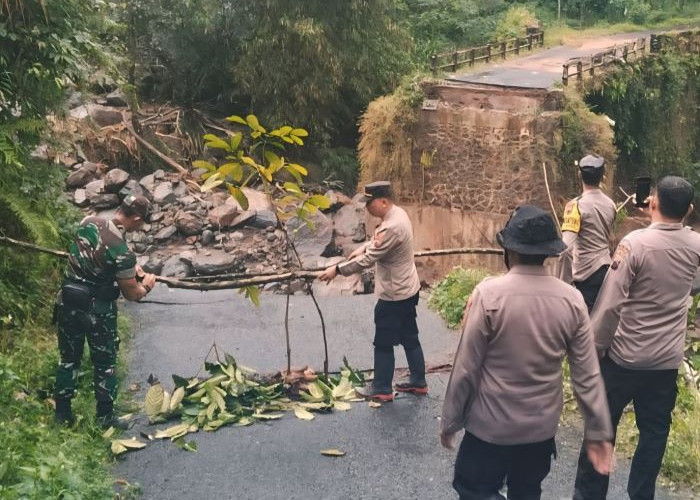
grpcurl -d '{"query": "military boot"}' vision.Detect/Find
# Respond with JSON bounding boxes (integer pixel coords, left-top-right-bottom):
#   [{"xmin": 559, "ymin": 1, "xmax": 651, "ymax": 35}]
[
  {"xmin": 96, "ymin": 401, "xmax": 130, "ymax": 430},
  {"xmin": 55, "ymin": 398, "xmax": 74, "ymax": 425}
]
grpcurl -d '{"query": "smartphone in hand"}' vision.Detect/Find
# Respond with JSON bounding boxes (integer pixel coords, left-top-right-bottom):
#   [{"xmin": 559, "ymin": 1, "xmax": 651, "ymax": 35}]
[{"xmin": 634, "ymin": 176, "xmax": 651, "ymax": 208}]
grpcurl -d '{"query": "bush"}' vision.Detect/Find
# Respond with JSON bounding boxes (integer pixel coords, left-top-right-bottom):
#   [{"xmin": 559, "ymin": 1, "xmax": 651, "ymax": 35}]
[
  {"xmin": 493, "ymin": 6, "xmax": 539, "ymax": 41},
  {"xmin": 428, "ymin": 267, "xmax": 490, "ymax": 328}
]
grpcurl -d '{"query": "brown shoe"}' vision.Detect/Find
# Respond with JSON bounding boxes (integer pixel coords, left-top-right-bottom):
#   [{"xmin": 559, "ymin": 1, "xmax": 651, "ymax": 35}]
[{"xmin": 394, "ymin": 382, "xmax": 428, "ymax": 395}]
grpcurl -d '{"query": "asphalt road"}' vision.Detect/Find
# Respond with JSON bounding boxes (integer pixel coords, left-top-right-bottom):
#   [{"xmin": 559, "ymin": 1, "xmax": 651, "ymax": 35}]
[
  {"xmin": 448, "ymin": 31, "xmax": 653, "ymax": 89},
  {"xmin": 115, "ymin": 286, "xmax": 691, "ymax": 499}
]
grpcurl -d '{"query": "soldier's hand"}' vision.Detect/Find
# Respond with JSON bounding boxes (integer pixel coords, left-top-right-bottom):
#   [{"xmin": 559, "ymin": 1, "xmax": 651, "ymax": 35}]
[
  {"xmin": 440, "ymin": 431, "xmax": 457, "ymax": 450},
  {"xmin": 317, "ymin": 266, "xmax": 337, "ymax": 283},
  {"xmin": 135, "ymin": 265, "xmax": 145, "ymax": 277},
  {"xmin": 142, "ymin": 273, "xmax": 156, "ymax": 291},
  {"xmin": 585, "ymin": 440, "xmax": 614, "ymax": 475}
]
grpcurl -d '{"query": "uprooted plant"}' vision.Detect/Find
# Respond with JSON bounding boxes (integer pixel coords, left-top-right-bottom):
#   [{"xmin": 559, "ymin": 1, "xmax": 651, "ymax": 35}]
[{"xmin": 194, "ymin": 114, "xmax": 332, "ymax": 377}]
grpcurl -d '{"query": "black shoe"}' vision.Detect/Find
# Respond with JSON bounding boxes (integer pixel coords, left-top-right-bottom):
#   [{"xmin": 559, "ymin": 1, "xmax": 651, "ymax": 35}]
[
  {"xmin": 96, "ymin": 414, "xmax": 131, "ymax": 430},
  {"xmin": 55, "ymin": 398, "xmax": 74, "ymax": 425}
]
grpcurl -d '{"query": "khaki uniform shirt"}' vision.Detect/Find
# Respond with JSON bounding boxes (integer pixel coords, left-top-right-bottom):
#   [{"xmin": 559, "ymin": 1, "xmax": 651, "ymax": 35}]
[
  {"xmin": 338, "ymin": 205, "xmax": 420, "ymax": 301},
  {"xmin": 592, "ymin": 222, "xmax": 700, "ymax": 370},
  {"xmin": 442, "ymin": 266, "xmax": 612, "ymax": 445},
  {"xmin": 559, "ymin": 189, "xmax": 617, "ymax": 283}
]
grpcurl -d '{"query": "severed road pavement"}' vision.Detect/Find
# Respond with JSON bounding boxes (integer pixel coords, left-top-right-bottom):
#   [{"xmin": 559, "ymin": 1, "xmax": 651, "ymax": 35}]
[{"xmin": 115, "ymin": 286, "xmax": 690, "ymax": 499}]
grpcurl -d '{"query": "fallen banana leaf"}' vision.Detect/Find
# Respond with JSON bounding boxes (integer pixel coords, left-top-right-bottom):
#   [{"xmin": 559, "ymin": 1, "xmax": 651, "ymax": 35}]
[
  {"xmin": 333, "ymin": 401, "xmax": 351, "ymax": 411},
  {"xmin": 368, "ymin": 401, "xmax": 382, "ymax": 408},
  {"xmin": 293, "ymin": 407, "xmax": 315, "ymax": 421},
  {"xmin": 111, "ymin": 438, "xmax": 146, "ymax": 455}
]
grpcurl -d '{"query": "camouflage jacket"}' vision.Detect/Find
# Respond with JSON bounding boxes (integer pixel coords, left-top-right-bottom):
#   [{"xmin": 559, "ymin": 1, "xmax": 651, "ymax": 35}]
[{"xmin": 65, "ymin": 216, "xmax": 136, "ymax": 289}]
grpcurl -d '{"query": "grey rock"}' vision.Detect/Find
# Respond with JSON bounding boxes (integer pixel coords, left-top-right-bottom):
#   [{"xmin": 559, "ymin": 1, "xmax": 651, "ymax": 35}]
[
  {"xmin": 179, "ymin": 195, "xmax": 197, "ymax": 207},
  {"xmin": 142, "ymin": 255, "xmax": 163, "ymax": 275},
  {"xmin": 105, "ymin": 90, "xmax": 128, "ymax": 107},
  {"xmin": 153, "ymin": 182, "xmax": 176, "ymax": 204},
  {"xmin": 191, "ymin": 251, "xmax": 243, "ymax": 275},
  {"xmin": 287, "ymin": 211, "xmax": 333, "ymax": 267},
  {"xmin": 66, "ymin": 162, "xmax": 100, "ymax": 188},
  {"xmin": 352, "ymin": 222, "xmax": 367, "ymax": 243},
  {"xmin": 266, "ymin": 233, "xmax": 276, "ymax": 242},
  {"xmin": 225, "ymin": 187, "xmax": 272, "ymax": 212},
  {"xmin": 104, "ymin": 168, "xmax": 130, "ymax": 193},
  {"xmin": 150, "ymin": 212, "xmax": 165, "ymax": 223},
  {"xmin": 85, "ymin": 179, "xmax": 105, "ymax": 200},
  {"xmin": 232, "ymin": 209, "xmax": 276, "ymax": 229},
  {"xmin": 85, "ymin": 103, "xmax": 124, "ymax": 127},
  {"xmin": 133, "ymin": 243, "xmax": 146, "ymax": 253},
  {"xmin": 208, "ymin": 205, "xmax": 239, "ymax": 228},
  {"xmin": 153, "ymin": 169, "xmax": 165, "ymax": 180},
  {"xmin": 92, "ymin": 193, "xmax": 120, "ymax": 209},
  {"xmin": 172, "ymin": 181, "xmax": 187, "ymax": 199},
  {"xmin": 141, "ymin": 224, "xmax": 151, "ymax": 232},
  {"xmin": 191, "ymin": 168, "xmax": 208, "ymax": 180},
  {"xmin": 333, "ymin": 204, "xmax": 364, "ymax": 237},
  {"xmin": 154, "ymin": 225, "xmax": 177, "ymax": 241},
  {"xmin": 161, "ymin": 255, "xmax": 192, "ymax": 278},
  {"xmin": 201, "ymin": 229, "xmax": 215, "ymax": 246},
  {"xmin": 139, "ymin": 174, "xmax": 156, "ymax": 193},
  {"xmin": 118, "ymin": 179, "xmax": 146, "ymax": 201},
  {"xmin": 129, "ymin": 231, "xmax": 146, "ymax": 243},
  {"xmin": 324, "ymin": 189, "xmax": 353, "ymax": 212},
  {"xmin": 231, "ymin": 231, "xmax": 244, "ymax": 241},
  {"xmin": 73, "ymin": 189, "xmax": 89, "ymax": 207},
  {"xmin": 174, "ymin": 210, "xmax": 203, "ymax": 236}
]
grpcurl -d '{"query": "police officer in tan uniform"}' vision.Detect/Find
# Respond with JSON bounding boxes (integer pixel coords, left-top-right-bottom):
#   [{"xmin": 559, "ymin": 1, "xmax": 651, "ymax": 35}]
[
  {"xmin": 318, "ymin": 181, "xmax": 426, "ymax": 401},
  {"xmin": 559, "ymin": 154, "xmax": 617, "ymax": 311},
  {"xmin": 441, "ymin": 205, "xmax": 614, "ymax": 500},
  {"xmin": 574, "ymin": 176, "xmax": 700, "ymax": 500}
]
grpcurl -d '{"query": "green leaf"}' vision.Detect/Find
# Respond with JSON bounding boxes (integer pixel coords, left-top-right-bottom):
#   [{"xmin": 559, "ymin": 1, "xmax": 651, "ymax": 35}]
[
  {"xmin": 219, "ymin": 163, "xmax": 243, "ymax": 182},
  {"xmin": 241, "ymin": 285, "xmax": 260, "ymax": 307},
  {"xmin": 287, "ymin": 163, "xmax": 308, "ymax": 176},
  {"xmin": 145, "ymin": 384, "xmax": 164, "ymax": 418},
  {"xmin": 200, "ymin": 173, "xmax": 224, "ymax": 192},
  {"xmin": 283, "ymin": 182, "xmax": 302, "ymax": 194},
  {"xmin": 291, "ymin": 128, "xmax": 309, "ymax": 137},
  {"xmin": 225, "ymin": 115, "xmax": 247, "ymax": 125},
  {"xmin": 227, "ymin": 184, "xmax": 249, "ymax": 210},
  {"xmin": 192, "ymin": 160, "xmax": 216, "ymax": 172},
  {"xmin": 203, "ymin": 134, "xmax": 231, "ymax": 151},
  {"xmin": 308, "ymin": 194, "xmax": 331, "ymax": 210},
  {"xmin": 230, "ymin": 133, "xmax": 243, "ymax": 151},
  {"xmin": 174, "ymin": 437, "xmax": 198, "ymax": 452}
]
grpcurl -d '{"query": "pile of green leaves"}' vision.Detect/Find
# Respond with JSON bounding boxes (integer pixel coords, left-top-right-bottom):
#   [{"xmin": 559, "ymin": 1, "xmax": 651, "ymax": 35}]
[
  {"xmin": 129, "ymin": 355, "xmax": 365, "ymax": 455},
  {"xmin": 428, "ymin": 267, "xmax": 490, "ymax": 328}
]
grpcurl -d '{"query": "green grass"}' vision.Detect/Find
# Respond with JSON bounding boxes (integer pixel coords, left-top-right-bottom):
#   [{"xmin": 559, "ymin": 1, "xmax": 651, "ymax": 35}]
[
  {"xmin": 428, "ymin": 267, "xmax": 491, "ymax": 329},
  {"xmin": 0, "ymin": 315, "xmax": 134, "ymax": 499}
]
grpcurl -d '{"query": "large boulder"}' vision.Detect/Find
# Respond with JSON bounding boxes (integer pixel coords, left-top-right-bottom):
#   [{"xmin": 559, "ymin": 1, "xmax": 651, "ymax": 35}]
[
  {"xmin": 225, "ymin": 188, "xmax": 276, "ymax": 229},
  {"xmin": 287, "ymin": 211, "xmax": 333, "ymax": 267},
  {"xmin": 324, "ymin": 190, "xmax": 353, "ymax": 212},
  {"xmin": 73, "ymin": 189, "xmax": 89, "ymax": 207},
  {"xmin": 191, "ymin": 251, "xmax": 244, "ymax": 275},
  {"xmin": 139, "ymin": 174, "xmax": 156, "ymax": 193},
  {"xmin": 161, "ymin": 255, "xmax": 192, "ymax": 278},
  {"xmin": 118, "ymin": 179, "xmax": 146, "ymax": 201},
  {"xmin": 69, "ymin": 103, "xmax": 124, "ymax": 127},
  {"xmin": 105, "ymin": 90, "xmax": 128, "ymax": 107},
  {"xmin": 154, "ymin": 225, "xmax": 177, "ymax": 241},
  {"xmin": 66, "ymin": 162, "xmax": 100, "ymax": 188},
  {"xmin": 174, "ymin": 210, "xmax": 203, "ymax": 236},
  {"xmin": 85, "ymin": 179, "xmax": 105, "ymax": 201},
  {"xmin": 104, "ymin": 168, "xmax": 130, "ymax": 193},
  {"xmin": 225, "ymin": 188, "xmax": 272, "ymax": 212},
  {"xmin": 92, "ymin": 193, "xmax": 120, "ymax": 210},
  {"xmin": 333, "ymin": 204, "xmax": 364, "ymax": 237},
  {"xmin": 208, "ymin": 205, "xmax": 239, "ymax": 229},
  {"xmin": 153, "ymin": 182, "xmax": 177, "ymax": 204}
]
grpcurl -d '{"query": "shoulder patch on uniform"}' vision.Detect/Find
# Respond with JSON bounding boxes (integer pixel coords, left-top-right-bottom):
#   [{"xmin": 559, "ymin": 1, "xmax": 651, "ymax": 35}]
[
  {"xmin": 561, "ymin": 199, "xmax": 581, "ymax": 233},
  {"xmin": 372, "ymin": 226, "xmax": 389, "ymax": 247},
  {"xmin": 610, "ymin": 241, "xmax": 631, "ymax": 270}
]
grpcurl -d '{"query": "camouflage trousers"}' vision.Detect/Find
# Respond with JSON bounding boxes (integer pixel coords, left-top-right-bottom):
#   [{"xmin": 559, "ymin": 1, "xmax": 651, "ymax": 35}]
[{"xmin": 54, "ymin": 299, "xmax": 119, "ymax": 404}]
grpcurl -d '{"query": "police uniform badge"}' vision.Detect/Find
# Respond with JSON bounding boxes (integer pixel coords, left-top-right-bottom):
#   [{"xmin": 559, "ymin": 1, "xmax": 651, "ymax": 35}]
[
  {"xmin": 561, "ymin": 199, "xmax": 581, "ymax": 233},
  {"xmin": 610, "ymin": 241, "xmax": 631, "ymax": 270}
]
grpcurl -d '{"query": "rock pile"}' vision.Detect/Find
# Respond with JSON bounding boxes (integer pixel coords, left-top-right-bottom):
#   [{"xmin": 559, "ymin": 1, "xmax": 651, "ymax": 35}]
[{"xmin": 63, "ymin": 161, "xmax": 368, "ymax": 293}]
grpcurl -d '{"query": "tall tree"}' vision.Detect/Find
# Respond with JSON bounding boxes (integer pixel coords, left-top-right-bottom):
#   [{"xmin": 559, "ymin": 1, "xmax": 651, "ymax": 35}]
[{"xmin": 233, "ymin": 0, "xmax": 414, "ymax": 146}]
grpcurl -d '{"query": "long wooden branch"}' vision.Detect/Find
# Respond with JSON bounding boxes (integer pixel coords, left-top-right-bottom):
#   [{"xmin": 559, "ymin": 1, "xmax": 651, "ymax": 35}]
[
  {"xmin": 124, "ymin": 121, "xmax": 188, "ymax": 176},
  {"xmin": 0, "ymin": 235, "xmax": 503, "ymax": 291}
]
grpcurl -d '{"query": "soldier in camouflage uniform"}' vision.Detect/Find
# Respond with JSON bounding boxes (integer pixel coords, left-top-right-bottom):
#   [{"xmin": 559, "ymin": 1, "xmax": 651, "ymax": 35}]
[{"xmin": 55, "ymin": 195, "xmax": 156, "ymax": 427}]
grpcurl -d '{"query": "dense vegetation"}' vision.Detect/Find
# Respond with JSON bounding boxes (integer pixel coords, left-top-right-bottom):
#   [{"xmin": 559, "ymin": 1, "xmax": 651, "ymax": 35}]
[{"xmin": 1, "ymin": 0, "xmax": 699, "ymax": 496}]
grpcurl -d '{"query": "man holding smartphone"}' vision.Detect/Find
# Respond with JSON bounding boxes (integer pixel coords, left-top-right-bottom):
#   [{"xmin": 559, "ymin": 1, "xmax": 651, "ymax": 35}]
[
  {"xmin": 559, "ymin": 154, "xmax": 617, "ymax": 311},
  {"xmin": 573, "ymin": 176, "xmax": 700, "ymax": 499}
]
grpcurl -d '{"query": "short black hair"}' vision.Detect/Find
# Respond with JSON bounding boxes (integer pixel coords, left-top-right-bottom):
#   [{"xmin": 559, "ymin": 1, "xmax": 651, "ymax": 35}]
[
  {"xmin": 580, "ymin": 168, "xmax": 604, "ymax": 186},
  {"xmin": 517, "ymin": 253, "xmax": 548, "ymax": 266},
  {"xmin": 657, "ymin": 176, "xmax": 694, "ymax": 219}
]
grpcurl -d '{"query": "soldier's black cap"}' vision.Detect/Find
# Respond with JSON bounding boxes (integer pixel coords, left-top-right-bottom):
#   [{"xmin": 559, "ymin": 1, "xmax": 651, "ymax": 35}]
[
  {"xmin": 579, "ymin": 154, "xmax": 605, "ymax": 172},
  {"xmin": 359, "ymin": 181, "xmax": 392, "ymax": 204},
  {"xmin": 121, "ymin": 194, "xmax": 153, "ymax": 223},
  {"xmin": 496, "ymin": 205, "xmax": 566, "ymax": 256}
]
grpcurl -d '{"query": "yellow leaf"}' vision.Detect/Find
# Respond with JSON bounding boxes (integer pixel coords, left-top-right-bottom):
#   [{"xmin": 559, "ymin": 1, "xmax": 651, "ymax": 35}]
[
  {"xmin": 308, "ymin": 382, "xmax": 325, "ymax": 400},
  {"xmin": 246, "ymin": 114, "xmax": 266, "ymax": 132},
  {"xmin": 368, "ymin": 401, "xmax": 382, "ymax": 408},
  {"xmin": 111, "ymin": 441, "xmax": 127, "ymax": 455},
  {"xmin": 200, "ymin": 173, "xmax": 224, "ymax": 192},
  {"xmin": 291, "ymin": 135, "xmax": 304, "ymax": 146},
  {"xmin": 333, "ymin": 401, "xmax": 351, "ymax": 411},
  {"xmin": 291, "ymin": 128, "xmax": 309, "ymax": 137},
  {"xmin": 320, "ymin": 449, "xmax": 346, "ymax": 457},
  {"xmin": 225, "ymin": 115, "xmax": 247, "ymax": 125},
  {"xmin": 283, "ymin": 182, "xmax": 302, "ymax": 194},
  {"xmin": 287, "ymin": 163, "xmax": 308, "ymax": 176},
  {"xmin": 308, "ymin": 194, "xmax": 331, "ymax": 210},
  {"xmin": 117, "ymin": 438, "xmax": 146, "ymax": 449},
  {"xmin": 203, "ymin": 134, "xmax": 231, "ymax": 151},
  {"xmin": 144, "ymin": 384, "xmax": 164, "ymax": 418},
  {"xmin": 218, "ymin": 163, "xmax": 243, "ymax": 182},
  {"xmin": 192, "ymin": 160, "xmax": 216, "ymax": 172},
  {"xmin": 230, "ymin": 133, "xmax": 243, "ymax": 151},
  {"xmin": 294, "ymin": 407, "xmax": 315, "ymax": 421},
  {"xmin": 170, "ymin": 386, "xmax": 185, "ymax": 411},
  {"xmin": 102, "ymin": 427, "xmax": 115, "ymax": 439},
  {"xmin": 252, "ymin": 413, "xmax": 284, "ymax": 420}
]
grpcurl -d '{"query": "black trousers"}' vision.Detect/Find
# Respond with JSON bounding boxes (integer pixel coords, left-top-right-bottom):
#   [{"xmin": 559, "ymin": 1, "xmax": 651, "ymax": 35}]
[
  {"xmin": 574, "ymin": 265, "xmax": 609, "ymax": 312},
  {"xmin": 573, "ymin": 357, "xmax": 678, "ymax": 500},
  {"xmin": 372, "ymin": 293, "xmax": 425, "ymax": 393},
  {"xmin": 453, "ymin": 432, "xmax": 556, "ymax": 500}
]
